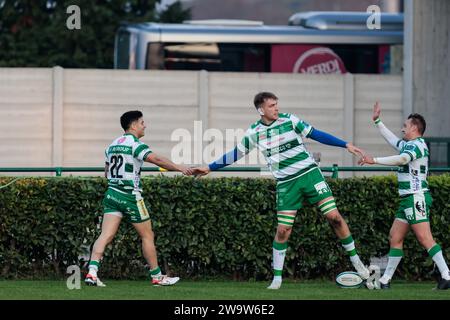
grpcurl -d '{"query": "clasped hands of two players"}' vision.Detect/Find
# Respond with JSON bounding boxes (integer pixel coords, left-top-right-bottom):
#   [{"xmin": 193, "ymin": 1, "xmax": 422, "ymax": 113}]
[
  {"xmin": 352, "ymin": 146, "xmax": 376, "ymax": 167},
  {"xmin": 176, "ymin": 166, "xmax": 210, "ymax": 177},
  {"xmin": 351, "ymin": 140, "xmax": 377, "ymax": 165},
  {"xmin": 347, "ymin": 143, "xmax": 374, "ymax": 165}
]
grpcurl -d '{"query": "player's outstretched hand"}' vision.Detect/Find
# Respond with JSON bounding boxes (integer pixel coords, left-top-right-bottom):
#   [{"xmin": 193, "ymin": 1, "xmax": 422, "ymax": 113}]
[
  {"xmin": 179, "ymin": 165, "xmax": 194, "ymax": 176},
  {"xmin": 358, "ymin": 155, "xmax": 375, "ymax": 166},
  {"xmin": 346, "ymin": 143, "xmax": 365, "ymax": 157},
  {"xmin": 191, "ymin": 166, "xmax": 210, "ymax": 177},
  {"xmin": 373, "ymin": 101, "xmax": 381, "ymax": 121}
]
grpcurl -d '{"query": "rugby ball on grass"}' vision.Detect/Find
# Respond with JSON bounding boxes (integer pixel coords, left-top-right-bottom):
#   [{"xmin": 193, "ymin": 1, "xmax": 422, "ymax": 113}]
[{"xmin": 335, "ymin": 271, "xmax": 363, "ymax": 288}]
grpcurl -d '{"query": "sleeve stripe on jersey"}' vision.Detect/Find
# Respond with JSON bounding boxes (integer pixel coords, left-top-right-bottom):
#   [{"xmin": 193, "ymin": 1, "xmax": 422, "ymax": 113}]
[
  {"xmin": 403, "ymin": 151, "xmax": 414, "ymax": 161},
  {"xmin": 396, "ymin": 140, "xmax": 402, "ymax": 147},
  {"xmin": 134, "ymin": 144, "xmax": 150, "ymax": 158},
  {"xmin": 294, "ymin": 121, "xmax": 312, "ymax": 137},
  {"xmin": 294, "ymin": 122, "xmax": 304, "ymax": 134},
  {"xmin": 305, "ymin": 126, "xmax": 313, "ymax": 138},
  {"xmin": 142, "ymin": 150, "xmax": 152, "ymax": 161}
]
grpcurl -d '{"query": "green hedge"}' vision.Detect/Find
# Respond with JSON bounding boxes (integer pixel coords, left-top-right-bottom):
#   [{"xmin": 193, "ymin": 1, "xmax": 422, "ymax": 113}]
[{"xmin": 0, "ymin": 175, "xmax": 449, "ymax": 280}]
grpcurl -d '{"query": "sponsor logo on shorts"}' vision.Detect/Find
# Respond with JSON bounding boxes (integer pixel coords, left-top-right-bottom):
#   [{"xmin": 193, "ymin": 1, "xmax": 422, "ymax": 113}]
[
  {"xmin": 314, "ymin": 181, "xmax": 329, "ymax": 195},
  {"xmin": 415, "ymin": 200, "xmax": 426, "ymax": 216},
  {"xmin": 404, "ymin": 207, "xmax": 414, "ymax": 220},
  {"xmin": 107, "ymin": 194, "xmax": 126, "ymax": 204}
]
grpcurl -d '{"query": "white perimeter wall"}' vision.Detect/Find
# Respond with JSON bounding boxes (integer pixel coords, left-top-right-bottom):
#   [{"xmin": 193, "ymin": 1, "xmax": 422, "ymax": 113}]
[{"xmin": 0, "ymin": 68, "xmax": 402, "ymax": 177}]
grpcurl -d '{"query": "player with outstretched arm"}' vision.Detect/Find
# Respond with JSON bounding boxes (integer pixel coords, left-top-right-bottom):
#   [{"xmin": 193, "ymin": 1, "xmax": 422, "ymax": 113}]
[
  {"xmin": 193, "ymin": 92, "xmax": 371, "ymax": 289},
  {"xmin": 358, "ymin": 102, "xmax": 450, "ymax": 290},
  {"xmin": 85, "ymin": 110, "xmax": 193, "ymax": 287}
]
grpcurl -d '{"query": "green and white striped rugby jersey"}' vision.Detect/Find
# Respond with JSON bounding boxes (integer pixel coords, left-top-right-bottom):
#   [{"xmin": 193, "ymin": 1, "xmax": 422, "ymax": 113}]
[
  {"xmin": 104, "ymin": 133, "xmax": 152, "ymax": 194},
  {"xmin": 237, "ymin": 113, "xmax": 317, "ymax": 181},
  {"xmin": 396, "ymin": 138, "xmax": 429, "ymax": 196}
]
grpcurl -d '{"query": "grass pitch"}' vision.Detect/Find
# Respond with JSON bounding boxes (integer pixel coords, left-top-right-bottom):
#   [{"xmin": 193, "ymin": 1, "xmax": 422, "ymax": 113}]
[{"xmin": 0, "ymin": 279, "xmax": 448, "ymax": 300}]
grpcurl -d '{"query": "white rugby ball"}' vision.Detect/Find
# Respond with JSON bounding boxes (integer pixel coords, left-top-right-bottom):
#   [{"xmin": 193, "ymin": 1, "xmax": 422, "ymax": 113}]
[{"xmin": 335, "ymin": 271, "xmax": 363, "ymax": 288}]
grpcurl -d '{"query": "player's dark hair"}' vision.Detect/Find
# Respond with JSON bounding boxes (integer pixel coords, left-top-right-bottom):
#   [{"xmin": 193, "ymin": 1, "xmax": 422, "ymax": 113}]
[
  {"xmin": 254, "ymin": 92, "xmax": 278, "ymax": 109},
  {"xmin": 120, "ymin": 110, "xmax": 143, "ymax": 131},
  {"xmin": 408, "ymin": 113, "xmax": 426, "ymax": 135}
]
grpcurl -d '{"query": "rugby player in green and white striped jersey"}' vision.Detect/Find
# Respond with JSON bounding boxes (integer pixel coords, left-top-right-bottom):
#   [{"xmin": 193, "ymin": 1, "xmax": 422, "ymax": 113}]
[
  {"xmin": 85, "ymin": 110, "xmax": 193, "ymax": 287},
  {"xmin": 358, "ymin": 102, "xmax": 450, "ymax": 290},
  {"xmin": 193, "ymin": 92, "xmax": 371, "ymax": 289}
]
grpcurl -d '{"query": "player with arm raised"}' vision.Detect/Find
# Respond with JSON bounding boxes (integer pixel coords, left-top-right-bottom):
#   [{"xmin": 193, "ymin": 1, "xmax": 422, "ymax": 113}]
[
  {"xmin": 193, "ymin": 92, "xmax": 370, "ymax": 289},
  {"xmin": 85, "ymin": 110, "xmax": 192, "ymax": 287},
  {"xmin": 358, "ymin": 102, "xmax": 450, "ymax": 290}
]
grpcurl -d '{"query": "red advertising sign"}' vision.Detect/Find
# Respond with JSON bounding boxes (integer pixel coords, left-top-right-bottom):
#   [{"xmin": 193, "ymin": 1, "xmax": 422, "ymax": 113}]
[{"xmin": 271, "ymin": 44, "xmax": 347, "ymax": 74}]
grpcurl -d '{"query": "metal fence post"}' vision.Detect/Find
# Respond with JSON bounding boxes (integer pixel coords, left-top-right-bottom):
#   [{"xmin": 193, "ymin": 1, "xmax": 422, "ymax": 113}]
[
  {"xmin": 52, "ymin": 66, "xmax": 64, "ymax": 175},
  {"xmin": 343, "ymin": 73, "xmax": 355, "ymax": 177},
  {"xmin": 331, "ymin": 164, "xmax": 339, "ymax": 179}
]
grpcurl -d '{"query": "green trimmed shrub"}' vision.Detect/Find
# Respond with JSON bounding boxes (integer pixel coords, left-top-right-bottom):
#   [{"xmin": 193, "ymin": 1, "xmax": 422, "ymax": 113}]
[{"xmin": 0, "ymin": 175, "xmax": 448, "ymax": 280}]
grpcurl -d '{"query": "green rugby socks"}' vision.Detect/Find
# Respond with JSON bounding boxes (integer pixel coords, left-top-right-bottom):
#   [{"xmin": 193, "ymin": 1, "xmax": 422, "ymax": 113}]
[
  {"xmin": 340, "ymin": 235, "xmax": 358, "ymax": 262},
  {"xmin": 428, "ymin": 244, "xmax": 450, "ymax": 280},
  {"xmin": 149, "ymin": 266, "xmax": 162, "ymax": 279},
  {"xmin": 88, "ymin": 260, "xmax": 100, "ymax": 277},
  {"xmin": 381, "ymin": 248, "xmax": 403, "ymax": 282},
  {"xmin": 272, "ymin": 241, "xmax": 288, "ymax": 280}
]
